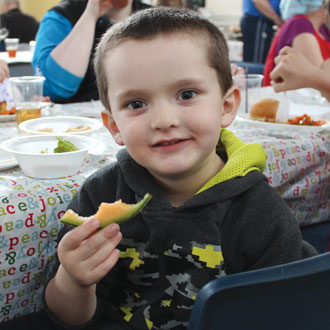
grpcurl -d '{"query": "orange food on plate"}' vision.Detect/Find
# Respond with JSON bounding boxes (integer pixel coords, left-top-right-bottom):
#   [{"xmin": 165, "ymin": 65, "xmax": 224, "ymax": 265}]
[
  {"xmin": 0, "ymin": 101, "xmax": 16, "ymax": 115},
  {"xmin": 288, "ymin": 114, "xmax": 326, "ymax": 126}
]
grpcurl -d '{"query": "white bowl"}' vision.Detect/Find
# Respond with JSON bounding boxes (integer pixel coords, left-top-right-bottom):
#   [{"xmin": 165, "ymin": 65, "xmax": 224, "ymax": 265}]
[
  {"xmin": 0, "ymin": 135, "xmax": 96, "ymax": 179},
  {"xmin": 18, "ymin": 116, "xmax": 103, "ymax": 136}
]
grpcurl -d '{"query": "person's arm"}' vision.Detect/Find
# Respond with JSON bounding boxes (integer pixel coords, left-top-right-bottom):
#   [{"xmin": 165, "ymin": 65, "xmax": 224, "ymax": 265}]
[
  {"xmin": 32, "ymin": 0, "xmax": 113, "ymax": 101},
  {"xmin": 319, "ymin": 59, "xmax": 330, "ymax": 101},
  {"xmin": 292, "ymin": 32, "xmax": 324, "ymax": 67},
  {"xmin": 231, "ymin": 63, "xmax": 245, "ymax": 76},
  {"xmin": 252, "ymin": 0, "xmax": 283, "ymax": 26},
  {"xmin": 32, "ymin": 11, "xmax": 82, "ymax": 101},
  {"xmin": 45, "ymin": 219, "xmax": 122, "ymax": 326},
  {"xmin": 50, "ymin": 0, "xmax": 112, "ymax": 78},
  {"xmin": 0, "ymin": 60, "xmax": 9, "ymax": 82},
  {"xmin": 270, "ymin": 46, "xmax": 330, "ymax": 102}
]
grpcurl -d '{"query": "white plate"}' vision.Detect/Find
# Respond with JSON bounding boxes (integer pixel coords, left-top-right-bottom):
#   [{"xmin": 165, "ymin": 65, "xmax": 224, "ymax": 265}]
[
  {"xmin": 235, "ymin": 113, "xmax": 330, "ymax": 132},
  {"xmin": 0, "ymin": 114, "xmax": 16, "ymax": 122},
  {"xmin": 287, "ymin": 88, "xmax": 329, "ymax": 106},
  {"xmin": 18, "ymin": 116, "xmax": 103, "ymax": 136},
  {"xmin": 0, "ymin": 148, "xmax": 18, "ymax": 171}
]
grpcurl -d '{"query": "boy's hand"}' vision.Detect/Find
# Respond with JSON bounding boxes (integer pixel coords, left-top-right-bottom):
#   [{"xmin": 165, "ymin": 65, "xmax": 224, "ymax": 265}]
[{"xmin": 58, "ymin": 218, "xmax": 122, "ymax": 286}]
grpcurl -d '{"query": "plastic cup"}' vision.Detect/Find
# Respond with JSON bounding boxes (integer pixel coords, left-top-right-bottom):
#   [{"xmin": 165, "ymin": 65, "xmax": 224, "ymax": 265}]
[
  {"xmin": 9, "ymin": 76, "xmax": 45, "ymax": 125},
  {"xmin": 5, "ymin": 38, "xmax": 19, "ymax": 58},
  {"xmin": 233, "ymin": 74, "xmax": 264, "ymax": 114}
]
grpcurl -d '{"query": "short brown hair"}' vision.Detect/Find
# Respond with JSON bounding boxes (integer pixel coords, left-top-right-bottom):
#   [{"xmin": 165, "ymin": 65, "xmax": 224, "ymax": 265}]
[{"xmin": 94, "ymin": 7, "xmax": 232, "ymax": 111}]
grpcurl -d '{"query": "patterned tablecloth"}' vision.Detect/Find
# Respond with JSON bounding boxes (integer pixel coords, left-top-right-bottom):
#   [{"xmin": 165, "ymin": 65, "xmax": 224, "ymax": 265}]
[{"xmin": 0, "ymin": 100, "xmax": 329, "ymax": 322}]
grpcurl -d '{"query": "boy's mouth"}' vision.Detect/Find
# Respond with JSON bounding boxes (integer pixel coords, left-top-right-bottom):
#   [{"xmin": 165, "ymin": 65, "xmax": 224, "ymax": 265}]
[{"xmin": 153, "ymin": 139, "xmax": 187, "ymax": 147}]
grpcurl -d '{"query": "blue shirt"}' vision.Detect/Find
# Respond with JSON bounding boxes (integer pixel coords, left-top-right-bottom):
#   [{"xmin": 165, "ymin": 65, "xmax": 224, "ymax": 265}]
[
  {"xmin": 242, "ymin": 0, "xmax": 281, "ymax": 19},
  {"xmin": 32, "ymin": 10, "xmax": 83, "ymax": 101}
]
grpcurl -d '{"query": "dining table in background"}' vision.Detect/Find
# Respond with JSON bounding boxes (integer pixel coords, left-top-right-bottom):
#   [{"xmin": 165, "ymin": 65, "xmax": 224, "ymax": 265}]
[
  {"xmin": 0, "ymin": 96, "xmax": 329, "ymax": 322},
  {"xmin": 0, "ymin": 50, "xmax": 33, "ymax": 64}
]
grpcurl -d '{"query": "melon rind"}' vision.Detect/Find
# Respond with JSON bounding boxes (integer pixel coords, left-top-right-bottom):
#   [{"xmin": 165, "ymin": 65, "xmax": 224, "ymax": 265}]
[{"xmin": 60, "ymin": 193, "xmax": 152, "ymax": 228}]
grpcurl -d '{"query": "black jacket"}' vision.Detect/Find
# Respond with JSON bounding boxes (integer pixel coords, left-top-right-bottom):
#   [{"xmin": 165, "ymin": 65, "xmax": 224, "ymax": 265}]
[{"xmin": 0, "ymin": 8, "xmax": 39, "ymax": 43}]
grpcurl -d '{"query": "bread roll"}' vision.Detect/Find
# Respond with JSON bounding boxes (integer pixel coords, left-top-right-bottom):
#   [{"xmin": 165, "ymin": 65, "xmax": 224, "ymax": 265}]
[{"xmin": 249, "ymin": 98, "xmax": 279, "ymax": 122}]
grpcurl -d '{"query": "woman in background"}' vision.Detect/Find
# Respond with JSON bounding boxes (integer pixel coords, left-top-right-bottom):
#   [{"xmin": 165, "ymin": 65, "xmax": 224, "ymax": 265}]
[
  {"xmin": 270, "ymin": 0, "xmax": 330, "ymax": 101},
  {"xmin": 263, "ymin": 0, "xmax": 330, "ymax": 85},
  {"xmin": 32, "ymin": 0, "xmax": 149, "ymax": 104}
]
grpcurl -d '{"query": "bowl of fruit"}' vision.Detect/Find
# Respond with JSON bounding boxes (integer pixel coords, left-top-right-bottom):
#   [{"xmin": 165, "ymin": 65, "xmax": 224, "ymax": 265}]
[{"xmin": 0, "ymin": 135, "xmax": 96, "ymax": 178}]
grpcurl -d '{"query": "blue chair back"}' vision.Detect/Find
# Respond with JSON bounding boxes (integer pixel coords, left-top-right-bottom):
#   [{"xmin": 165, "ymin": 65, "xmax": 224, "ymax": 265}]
[
  {"xmin": 188, "ymin": 252, "xmax": 330, "ymax": 330},
  {"xmin": 231, "ymin": 61, "xmax": 265, "ymax": 75}
]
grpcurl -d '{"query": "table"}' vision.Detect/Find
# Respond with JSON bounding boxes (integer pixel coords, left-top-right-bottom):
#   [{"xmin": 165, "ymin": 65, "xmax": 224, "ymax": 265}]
[
  {"xmin": 0, "ymin": 98, "xmax": 330, "ymax": 322},
  {"xmin": 0, "ymin": 50, "xmax": 33, "ymax": 64}
]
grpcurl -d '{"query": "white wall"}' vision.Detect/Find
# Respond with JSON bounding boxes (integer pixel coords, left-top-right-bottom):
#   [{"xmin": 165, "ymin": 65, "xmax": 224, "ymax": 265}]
[{"xmin": 205, "ymin": 0, "xmax": 242, "ymax": 17}]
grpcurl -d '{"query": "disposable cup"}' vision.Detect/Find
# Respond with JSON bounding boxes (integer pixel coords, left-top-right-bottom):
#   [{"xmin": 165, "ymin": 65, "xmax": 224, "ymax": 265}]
[
  {"xmin": 5, "ymin": 38, "xmax": 19, "ymax": 58},
  {"xmin": 9, "ymin": 76, "xmax": 45, "ymax": 125},
  {"xmin": 233, "ymin": 74, "xmax": 264, "ymax": 114}
]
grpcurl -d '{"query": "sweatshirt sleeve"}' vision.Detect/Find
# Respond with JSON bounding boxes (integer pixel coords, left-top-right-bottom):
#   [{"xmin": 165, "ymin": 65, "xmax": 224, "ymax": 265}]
[
  {"xmin": 42, "ymin": 165, "xmax": 127, "ymax": 329},
  {"xmin": 32, "ymin": 10, "xmax": 83, "ymax": 102},
  {"xmin": 221, "ymin": 179, "xmax": 318, "ymax": 274}
]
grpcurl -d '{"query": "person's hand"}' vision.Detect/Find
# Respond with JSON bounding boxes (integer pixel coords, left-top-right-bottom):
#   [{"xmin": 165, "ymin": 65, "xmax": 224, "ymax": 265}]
[
  {"xmin": 274, "ymin": 16, "xmax": 284, "ymax": 27},
  {"xmin": 0, "ymin": 60, "xmax": 9, "ymax": 82},
  {"xmin": 57, "ymin": 218, "xmax": 122, "ymax": 286},
  {"xmin": 84, "ymin": 0, "xmax": 114, "ymax": 21},
  {"xmin": 231, "ymin": 63, "xmax": 245, "ymax": 76},
  {"xmin": 270, "ymin": 46, "xmax": 319, "ymax": 92},
  {"xmin": 42, "ymin": 96, "xmax": 51, "ymax": 102}
]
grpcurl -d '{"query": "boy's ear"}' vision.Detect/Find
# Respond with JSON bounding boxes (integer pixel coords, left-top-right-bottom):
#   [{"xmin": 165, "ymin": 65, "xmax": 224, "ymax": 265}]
[
  {"xmin": 220, "ymin": 85, "xmax": 241, "ymax": 128},
  {"xmin": 101, "ymin": 110, "xmax": 125, "ymax": 146}
]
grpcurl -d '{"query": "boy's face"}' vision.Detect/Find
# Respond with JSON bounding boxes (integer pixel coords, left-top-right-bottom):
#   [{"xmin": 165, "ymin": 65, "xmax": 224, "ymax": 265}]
[{"xmin": 102, "ymin": 34, "xmax": 239, "ymax": 182}]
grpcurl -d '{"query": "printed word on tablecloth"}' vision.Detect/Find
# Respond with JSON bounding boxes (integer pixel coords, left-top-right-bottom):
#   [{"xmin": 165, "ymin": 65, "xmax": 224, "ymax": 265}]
[{"xmin": 0, "ymin": 155, "xmax": 114, "ymax": 322}]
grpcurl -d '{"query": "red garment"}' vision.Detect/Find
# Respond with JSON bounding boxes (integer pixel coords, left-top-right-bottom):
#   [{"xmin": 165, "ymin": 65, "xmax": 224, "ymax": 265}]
[{"xmin": 263, "ymin": 15, "xmax": 330, "ymax": 86}]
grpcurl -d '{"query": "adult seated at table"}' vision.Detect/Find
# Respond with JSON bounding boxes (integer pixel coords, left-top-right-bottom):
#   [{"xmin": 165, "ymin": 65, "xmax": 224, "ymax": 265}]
[
  {"xmin": 263, "ymin": 0, "xmax": 330, "ymax": 86},
  {"xmin": 32, "ymin": 0, "xmax": 149, "ymax": 104},
  {"xmin": 0, "ymin": 0, "xmax": 39, "ymax": 43}
]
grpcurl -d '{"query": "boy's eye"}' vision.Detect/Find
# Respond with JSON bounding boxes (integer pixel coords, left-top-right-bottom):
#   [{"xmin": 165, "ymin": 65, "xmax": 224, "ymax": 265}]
[
  {"xmin": 179, "ymin": 90, "xmax": 197, "ymax": 100},
  {"xmin": 127, "ymin": 100, "xmax": 146, "ymax": 110}
]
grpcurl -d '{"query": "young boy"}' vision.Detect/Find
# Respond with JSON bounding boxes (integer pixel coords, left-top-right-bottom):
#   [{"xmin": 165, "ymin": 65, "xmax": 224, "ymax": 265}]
[{"xmin": 44, "ymin": 7, "xmax": 317, "ymax": 330}]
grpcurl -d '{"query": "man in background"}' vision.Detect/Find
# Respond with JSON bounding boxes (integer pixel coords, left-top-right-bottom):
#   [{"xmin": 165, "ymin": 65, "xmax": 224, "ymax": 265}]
[
  {"xmin": 0, "ymin": 0, "xmax": 39, "ymax": 43},
  {"xmin": 240, "ymin": 0, "xmax": 283, "ymax": 63}
]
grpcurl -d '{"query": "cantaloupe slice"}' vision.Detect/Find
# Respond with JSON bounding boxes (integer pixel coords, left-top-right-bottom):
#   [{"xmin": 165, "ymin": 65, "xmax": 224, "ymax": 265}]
[{"xmin": 60, "ymin": 193, "xmax": 152, "ymax": 228}]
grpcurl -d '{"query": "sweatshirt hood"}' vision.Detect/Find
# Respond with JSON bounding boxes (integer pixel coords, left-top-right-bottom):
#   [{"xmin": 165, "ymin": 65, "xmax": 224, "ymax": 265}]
[{"xmin": 197, "ymin": 128, "xmax": 266, "ymax": 194}]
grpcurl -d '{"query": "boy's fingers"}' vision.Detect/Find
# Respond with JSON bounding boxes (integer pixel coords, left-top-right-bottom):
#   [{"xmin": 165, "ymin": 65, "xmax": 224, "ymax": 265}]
[
  {"xmin": 84, "ymin": 231, "xmax": 122, "ymax": 268},
  {"xmin": 78, "ymin": 223, "xmax": 121, "ymax": 259},
  {"xmin": 61, "ymin": 218, "xmax": 100, "ymax": 250},
  {"xmin": 92, "ymin": 248, "xmax": 121, "ymax": 279}
]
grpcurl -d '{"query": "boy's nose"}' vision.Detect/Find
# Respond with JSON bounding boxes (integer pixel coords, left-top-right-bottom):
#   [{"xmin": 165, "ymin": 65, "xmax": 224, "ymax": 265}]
[{"xmin": 150, "ymin": 104, "xmax": 180, "ymax": 130}]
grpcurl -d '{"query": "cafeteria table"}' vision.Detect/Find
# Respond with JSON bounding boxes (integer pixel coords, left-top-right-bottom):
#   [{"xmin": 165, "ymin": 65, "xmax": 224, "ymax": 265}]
[{"xmin": 0, "ymin": 98, "xmax": 329, "ymax": 322}]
